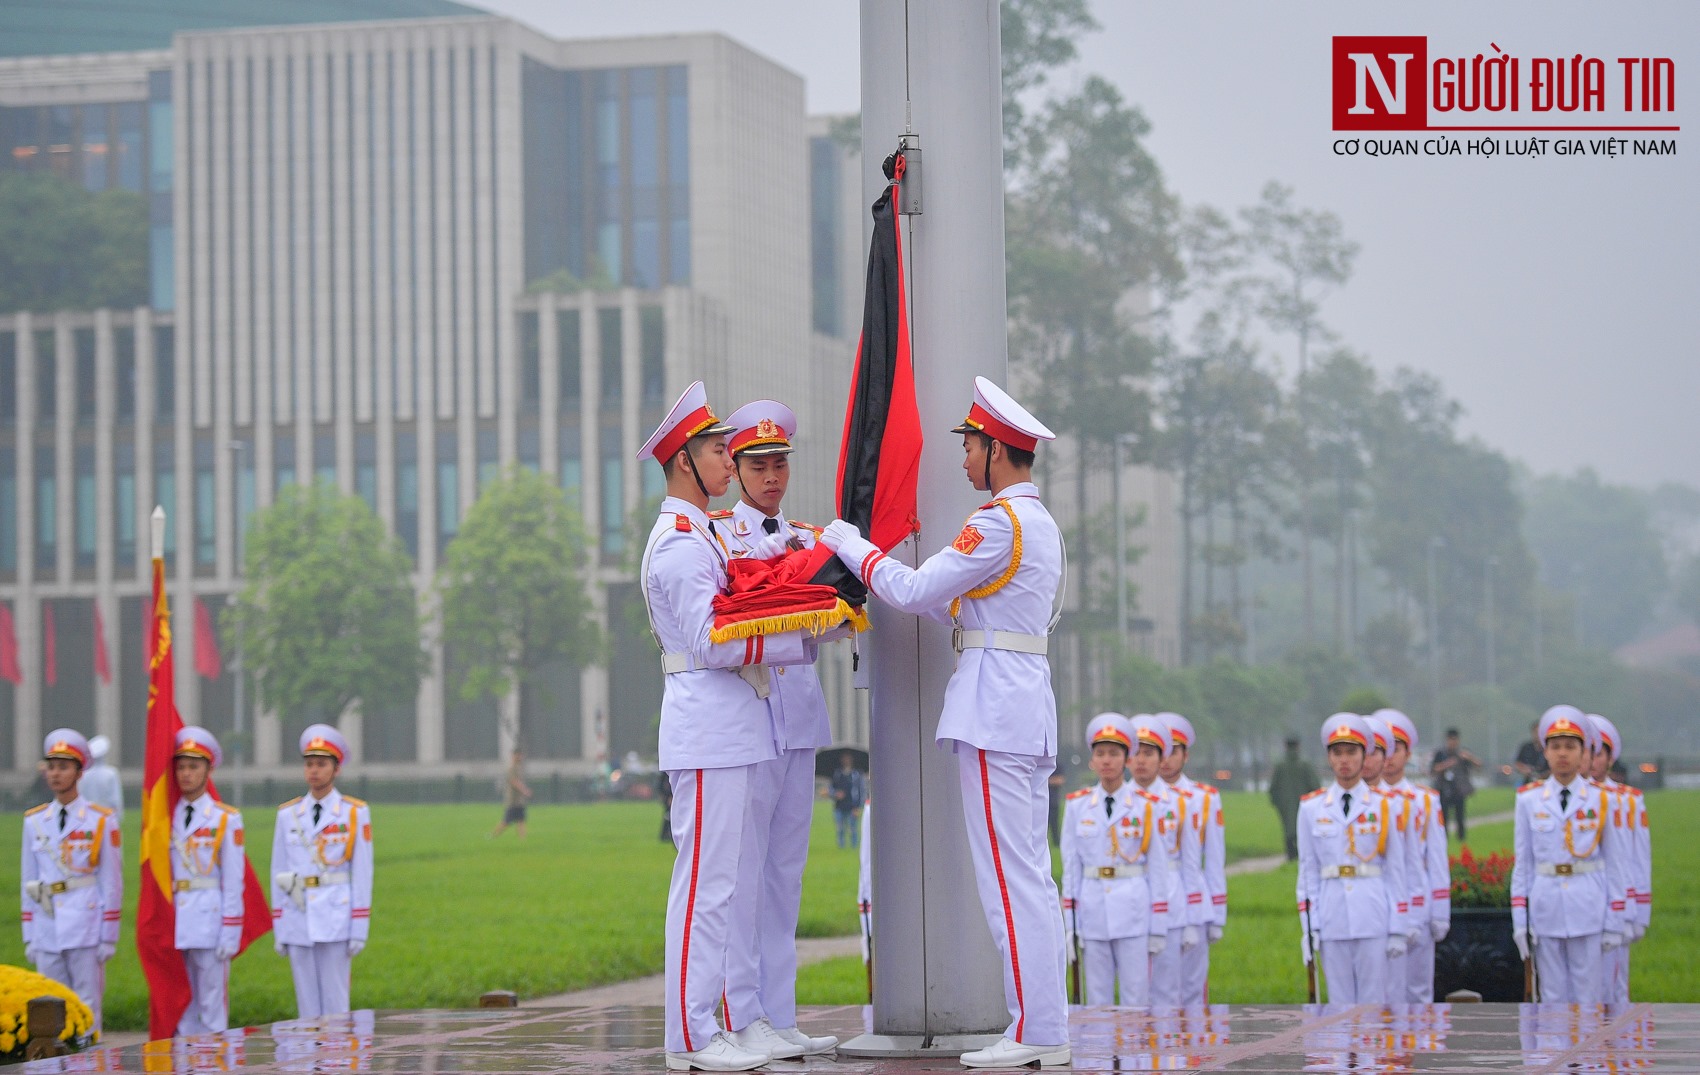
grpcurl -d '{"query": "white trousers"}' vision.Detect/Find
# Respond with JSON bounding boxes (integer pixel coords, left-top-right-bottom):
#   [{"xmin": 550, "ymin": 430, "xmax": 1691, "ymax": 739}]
[
  {"xmin": 37, "ymin": 946, "xmax": 103, "ymax": 1033},
  {"xmin": 956, "ymin": 747, "xmax": 1069, "ymax": 1046},
  {"xmin": 177, "ymin": 948, "xmax": 229, "ymax": 1035},
  {"xmin": 1148, "ymin": 928, "xmax": 1185, "ymax": 1007},
  {"xmin": 1180, "ymin": 934, "xmax": 1211, "ymax": 1006},
  {"xmin": 1319, "ymin": 937, "xmax": 1388, "ymax": 1006},
  {"xmin": 665, "ymin": 764, "xmax": 754, "ymax": 1054},
  {"xmin": 723, "ymin": 747, "xmax": 814, "ymax": 1032},
  {"xmin": 1081, "ymin": 937, "xmax": 1149, "ymax": 1006},
  {"xmin": 286, "ymin": 941, "xmax": 353, "ymax": 1018},
  {"xmin": 1534, "ymin": 934, "xmax": 1603, "ymax": 1004},
  {"xmin": 1406, "ymin": 929, "xmax": 1436, "ymax": 1003},
  {"xmin": 1608, "ymin": 945, "xmax": 1631, "ymax": 1004}
]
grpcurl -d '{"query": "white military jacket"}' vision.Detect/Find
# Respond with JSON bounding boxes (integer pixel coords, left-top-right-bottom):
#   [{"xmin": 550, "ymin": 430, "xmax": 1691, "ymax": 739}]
[
  {"xmin": 1385, "ymin": 778, "xmax": 1450, "ymax": 934},
  {"xmin": 723, "ymin": 499, "xmax": 834, "ymax": 752},
  {"xmin": 20, "ymin": 796, "xmax": 122, "ymax": 953},
  {"xmin": 1511, "ymin": 776, "xmax": 1627, "ymax": 940},
  {"xmin": 171, "ymin": 793, "xmax": 247, "ymax": 951},
  {"xmin": 1296, "ymin": 782, "xmax": 1409, "ymax": 941},
  {"xmin": 1060, "ymin": 782, "xmax": 1173, "ymax": 941},
  {"xmin": 1170, "ymin": 773, "xmax": 1227, "ymax": 929},
  {"xmin": 1598, "ymin": 778, "xmax": 1652, "ymax": 934},
  {"xmin": 643, "ymin": 496, "xmax": 815, "ymax": 771},
  {"xmin": 834, "ymin": 482, "xmax": 1063, "ymax": 756},
  {"xmin": 270, "ymin": 788, "xmax": 374, "ymax": 946}
]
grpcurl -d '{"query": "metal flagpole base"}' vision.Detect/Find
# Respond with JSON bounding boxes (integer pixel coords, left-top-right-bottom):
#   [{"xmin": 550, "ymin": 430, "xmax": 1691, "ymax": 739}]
[{"xmin": 837, "ymin": 1033, "xmax": 1005, "ymax": 1059}]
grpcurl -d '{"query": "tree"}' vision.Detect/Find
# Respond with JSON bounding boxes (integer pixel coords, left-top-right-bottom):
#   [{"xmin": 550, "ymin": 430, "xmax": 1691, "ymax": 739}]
[
  {"xmin": 0, "ymin": 172, "xmax": 147, "ymax": 313},
  {"xmin": 1524, "ymin": 468, "xmax": 1669, "ymax": 650},
  {"xmin": 227, "ymin": 481, "xmax": 425, "ymax": 727},
  {"xmin": 437, "ymin": 466, "xmax": 602, "ymax": 750},
  {"xmin": 1679, "ymin": 555, "xmax": 1700, "ymax": 630}
]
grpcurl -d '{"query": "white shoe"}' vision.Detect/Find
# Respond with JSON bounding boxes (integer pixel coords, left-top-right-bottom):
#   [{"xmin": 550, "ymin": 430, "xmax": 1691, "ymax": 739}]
[
  {"xmin": 664, "ymin": 1030, "xmax": 771, "ymax": 1071},
  {"xmin": 730, "ymin": 1017, "xmax": 803, "ymax": 1060},
  {"xmin": 960, "ymin": 1037, "xmax": 1072, "ymax": 1068},
  {"xmin": 772, "ymin": 1024, "xmax": 838, "ymax": 1054}
]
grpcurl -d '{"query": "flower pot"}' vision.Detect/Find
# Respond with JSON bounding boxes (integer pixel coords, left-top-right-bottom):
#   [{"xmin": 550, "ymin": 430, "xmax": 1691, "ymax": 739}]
[{"xmin": 1434, "ymin": 906, "xmax": 1524, "ymax": 1002}]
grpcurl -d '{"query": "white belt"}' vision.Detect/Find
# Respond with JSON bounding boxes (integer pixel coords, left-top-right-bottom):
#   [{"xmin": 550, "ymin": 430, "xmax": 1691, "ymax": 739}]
[
  {"xmin": 1321, "ymin": 864, "xmax": 1381, "ymax": 879},
  {"xmin": 34, "ymin": 876, "xmax": 96, "ymax": 897},
  {"xmin": 952, "ymin": 628, "xmax": 1048, "ymax": 655},
  {"xmin": 1093, "ymin": 865, "xmax": 1145, "ymax": 880},
  {"xmin": 173, "ymin": 877, "xmax": 219, "ymax": 892},
  {"xmin": 661, "ymin": 652, "xmax": 696, "ymax": 674},
  {"xmin": 304, "ymin": 871, "xmax": 351, "ymax": 887},
  {"xmin": 1537, "ymin": 861, "xmax": 1601, "ymax": 877}
]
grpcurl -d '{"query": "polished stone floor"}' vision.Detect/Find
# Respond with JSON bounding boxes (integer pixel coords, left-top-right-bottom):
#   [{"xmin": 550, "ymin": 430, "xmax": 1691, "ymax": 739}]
[{"xmin": 16, "ymin": 1002, "xmax": 1690, "ymax": 1073}]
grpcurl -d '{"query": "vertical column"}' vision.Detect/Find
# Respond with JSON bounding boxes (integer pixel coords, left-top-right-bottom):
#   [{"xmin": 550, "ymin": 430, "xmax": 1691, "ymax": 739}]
[
  {"xmin": 311, "ymin": 43, "xmax": 334, "ymax": 430},
  {"xmin": 843, "ymin": 0, "xmax": 1010, "ymax": 1052},
  {"xmin": 331, "ymin": 35, "xmax": 356, "ymax": 493},
  {"xmin": 54, "ymin": 318, "xmax": 73, "ymax": 588},
  {"xmin": 252, "ymin": 36, "xmax": 275, "ymax": 512},
  {"xmin": 14, "ymin": 314, "xmax": 36, "ymax": 769},
  {"xmin": 370, "ymin": 40, "xmax": 396, "ymax": 529},
  {"xmin": 451, "ymin": 40, "xmax": 477, "ymax": 518},
  {"xmin": 94, "ymin": 312, "xmax": 118, "ymax": 744},
  {"xmin": 291, "ymin": 36, "xmax": 314, "ymax": 482},
  {"xmin": 134, "ymin": 308, "xmax": 154, "ymax": 582},
  {"xmin": 619, "ymin": 290, "xmax": 640, "ymax": 511},
  {"xmin": 491, "ymin": 30, "xmax": 524, "ymax": 467},
  {"xmin": 212, "ymin": 43, "xmax": 235, "ymax": 584},
  {"xmin": 577, "ymin": 293, "xmax": 601, "ymax": 549},
  {"xmin": 538, "ymin": 293, "xmax": 558, "ymax": 478},
  {"xmin": 412, "ymin": 28, "xmax": 443, "ymax": 766}
]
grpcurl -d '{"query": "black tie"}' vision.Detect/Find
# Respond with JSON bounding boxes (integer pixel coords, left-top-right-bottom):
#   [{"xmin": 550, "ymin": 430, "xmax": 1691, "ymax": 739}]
[
  {"xmin": 59, "ymin": 807, "xmax": 66, "ymax": 832},
  {"xmin": 1106, "ymin": 795, "xmax": 1115, "ymax": 819},
  {"xmin": 184, "ymin": 802, "xmax": 193, "ymax": 828},
  {"xmin": 763, "ymin": 517, "xmax": 780, "ymax": 535},
  {"xmin": 313, "ymin": 802, "xmax": 322, "ymax": 826},
  {"xmin": 1342, "ymin": 793, "xmax": 1352, "ymax": 819},
  {"xmin": 1560, "ymin": 787, "xmax": 1570, "ymax": 814}
]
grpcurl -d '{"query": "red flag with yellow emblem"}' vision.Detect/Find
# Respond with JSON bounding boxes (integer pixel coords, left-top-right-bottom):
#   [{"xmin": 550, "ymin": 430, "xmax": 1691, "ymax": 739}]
[{"xmin": 138, "ymin": 550, "xmax": 271, "ymax": 1039}]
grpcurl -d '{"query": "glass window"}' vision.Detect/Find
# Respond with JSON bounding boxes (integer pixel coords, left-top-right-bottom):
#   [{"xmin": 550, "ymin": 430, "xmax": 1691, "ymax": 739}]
[
  {"xmin": 477, "ymin": 428, "xmax": 498, "ymax": 491},
  {"xmin": 355, "ymin": 432, "xmax": 377, "ymax": 513},
  {"xmin": 519, "ymin": 312, "xmax": 540, "ymax": 413},
  {"xmin": 115, "ymin": 102, "xmax": 143, "ymax": 192},
  {"xmin": 235, "ymin": 445, "xmax": 254, "ymax": 567},
  {"xmin": 601, "ymin": 456, "xmax": 622, "ymax": 557},
  {"xmin": 314, "ymin": 431, "xmax": 335, "ymax": 487},
  {"xmin": 148, "ymin": 71, "xmax": 174, "ymax": 311},
  {"xmin": 153, "ymin": 440, "xmax": 174, "ymax": 557},
  {"xmin": 396, "ymin": 433, "xmax": 418, "ymax": 559},
  {"xmin": 557, "ymin": 309, "xmax": 580, "ymax": 404},
  {"xmin": 595, "ymin": 70, "xmax": 622, "ymax": 282},
  {"xmin": 82, "ymin": 104, "xmax": 108, "ymax": 192},
  {"xmin": 518, "ymin": 425, "xmax": 539, "ymax": 470},
  {"xmin": 437, "ymin": 432, "xmax": 458, "ymax": 546},
  {"xmin": 643, "ymin": 457, "xmax": 665, "ymax": 502},
  {"xmin": 75, "ymin": 329, "xmax": 96, "ymax": 420},
  {"xmin": 153, "ymin": 327, "xmax": 174, "ymax": 417},
  {"xmin": 115, "ymin": 327, "xmax": 136, "ymax": 419},
  {"xmin": 115, "ymin": 441, "xmax": 135, "ymax": 565},
  {"xmin": 640, "ymin": 306, "xmax": 664, "ymax": 403},
  {"xmin": 633, "ymin": 220, "xmax": 660, "ymax": 290},
  {"xmin": 666, "ymin": 66, "xmax": 690, "ymax": 284},
  {"xmin": 47, "ymin": 106, "xmax": 74, "ymax": 181},
  {"xmin": 35, "ymin": 449, "xmax": 55, "ymax": 571},
  {"xmin": 275, "ymin": 433, "xmax": 295, "ymax": 491},
  {"xmin": 194, "ymin": 440, "xmax": 214, "ymax": 567},
  {"xmin": 811, "ymin": 136, "xmax": 841, "ymax": 337},
  {"xmin": 0, "ymin": 449, "xmax": 15, "ymax": 572},
  {"xmin": 560, "ymin": 457, "xmax": 582, "ymax": 516},
  {"xmin": 0, "ymin": 332, "xmax": 15, "ymax": 423},
  {"xmin": 75, "ymin": 445, "xmax": 95, "ymax": 567},
  {"xmin": 599, "ymin": 308, "xmax": 622, "ymax": 404},
  {"xmin": 36, "ymin": 331, "xmax": 55, "ymax": 420}
]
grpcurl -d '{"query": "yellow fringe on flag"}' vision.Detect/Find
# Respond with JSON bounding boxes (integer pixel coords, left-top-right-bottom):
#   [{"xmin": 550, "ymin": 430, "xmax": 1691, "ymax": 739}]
[{"xmin": 709, "ymin": 599, "xmax": 871, "ymax": 644}]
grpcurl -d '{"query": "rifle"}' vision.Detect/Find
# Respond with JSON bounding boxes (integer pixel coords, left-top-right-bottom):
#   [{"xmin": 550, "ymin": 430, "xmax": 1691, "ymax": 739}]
[
  {"xmin": 1302, "ymin": 900, "xmax": 1319, "ymax": 1003},
  {"xmin": 1068, "ymin": 905, "xmax": 1083, "ymax": 1003},
  {"xmin": 1523, "ymin": 908, "xmax": 1539, "ymax": 1002},
  {"xmin": 860, "ymin": 902, "xmax": 874, "ymax": 1003}
]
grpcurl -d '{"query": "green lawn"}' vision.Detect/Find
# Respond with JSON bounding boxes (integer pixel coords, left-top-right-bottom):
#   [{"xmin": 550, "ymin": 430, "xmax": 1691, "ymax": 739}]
[{"xmin": 0, "ymin": 798, "xmax": 865, "ymax": 1031}]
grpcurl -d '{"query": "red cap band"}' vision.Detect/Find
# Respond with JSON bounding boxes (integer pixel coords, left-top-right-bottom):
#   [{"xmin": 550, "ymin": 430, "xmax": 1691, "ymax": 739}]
[
  {"xmin": 653, "ymin": 405, "xmax": 721, "ymax": 463},
  {"xmin": 962, "ymin": 402, "xmax": 1039, "ymax": 453}
]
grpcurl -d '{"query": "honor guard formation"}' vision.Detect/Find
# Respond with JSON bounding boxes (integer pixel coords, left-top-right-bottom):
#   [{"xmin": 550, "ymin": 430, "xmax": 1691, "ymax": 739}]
[{"xmin": 14, "ymin": 374, "xmax": 1660, "ymax": 1066}]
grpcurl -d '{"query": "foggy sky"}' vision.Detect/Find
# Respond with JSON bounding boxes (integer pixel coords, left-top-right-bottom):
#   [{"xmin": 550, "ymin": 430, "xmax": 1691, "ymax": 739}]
[{"xmin": 479, "ymin": 0, "xmax": 1698, "ymax": 491}]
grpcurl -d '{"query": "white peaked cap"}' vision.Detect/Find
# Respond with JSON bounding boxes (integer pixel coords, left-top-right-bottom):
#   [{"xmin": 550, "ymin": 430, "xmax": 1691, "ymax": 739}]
[
  {"xmin": 950, "ymin": 376, "xmax": 1056, "ymax": 452},
  {"xmin": 638, "ymin": 380, "xmax": 734, "ymax": 463}
]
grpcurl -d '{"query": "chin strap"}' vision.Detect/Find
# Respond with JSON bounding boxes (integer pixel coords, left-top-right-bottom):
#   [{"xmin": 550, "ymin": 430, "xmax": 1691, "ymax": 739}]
[{"xmin": 683, "ymin": 441, "xmax": 714, "ymax": 514}]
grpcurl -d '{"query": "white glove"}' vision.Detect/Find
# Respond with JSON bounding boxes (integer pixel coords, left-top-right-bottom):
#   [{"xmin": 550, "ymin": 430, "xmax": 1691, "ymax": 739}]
[
  {"xmin": 1181, "ymin": 925, "xmax": 1200, "ymax": 952},
  {"xmin": 1514, "ymin": 932, "xmax": 1531, "ymax": 962},
  {"xmin": 274, "ymin": 938, "xmax": 288, "ymax": 957},
  {"xmin": 1207, "ymin": 924, "xmax": 1224, "ymax": 944},
  {"xmin": 744, "ymin": 531, "xmax": 792, "ymax": 560},
  {"xmin": 1430, "ymin": 921, "xmax": 1449, "ymax": 943},
  {"xmin": 24, "ymin": 945, "xmax": 41, "ymax": 967},
  {"xmin": 1385, "ymin": 934, "xmax": 1408, "ymax": 959},
  {"xmin": 1147, "ymin": 933, "xmax": 1167, "ymax": 955},
  {"xmin": 819, "ymin": 519, "xmax": 862, "ymax": 552},
  {"xmin": 1301, "ymin": 933, "xmax": 1317, "ymax": 965},
  {"xmin": 1407, "ymin": 927, "xmax": 1422, "ymax": 945},
  {"xmin": 815, "ymin": 621, "xmax": 855, "ymax": 644},
  {"xmin": 215, "ymin": 944, "xmax": 237, "ymax": 961},
  {"xmin": 348, "ymin": 938, "xmax": 366, "ymax": 958},
  {"xmin": 97, "ymin": 942, "xmax": 116, "ymax": 963},
  {"xmin": 1632, "ymin": 922, "xmax": 1647, "ymax": 943},
  {"xmin": 1601, "ymin": 931, "xmax": 1624, "ymax": 952}
]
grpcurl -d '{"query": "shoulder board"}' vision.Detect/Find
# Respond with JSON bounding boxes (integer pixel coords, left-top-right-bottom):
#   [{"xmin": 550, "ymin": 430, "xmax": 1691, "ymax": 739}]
[
  {"xmin": 87, "ymin": 803, "xmax": 113, "ymax": 816},
  {"xmin": 1136, "ymin": 788, "xmax": 1162, "ymax": 803},
  {"xmin": 280, "ymin": 796, "xmax": 303, "ymax": 808},
  {"xmin": 1066, "ymin": 788, "xmax": 1091, "ymax": 801},
  {"xmin": 673, "ymin": 514, "xmax": 693, "ymax": 532},
  {"xmin": 789, "ymin": 520, "xmax": 820, "ymax": 533},
  {"xmin": 25, "ymin": 803, "xmax": 48, "ymax": 816},
  {"xmin": 215, "ymin": 801, "xmax": 240, "ymax": 814},
  {"xmin": 1300, "ymin": 789, "xmax": 1325, "ymax": 802},
  {"xmin": 1626, "ymin": 786, "xmax": 1643, "ymax": 797},
  {"xmin": 342, "ymin": 796, "xmax": 368, "ymax": 808},
  {"xmin": 707, "ymin": 509, "xmax": 734, "ymax": 519},
  {"xmin": 1198, "ymin": 783, "xmax": 1219, "ymax": 795},
  {"xmin": 1518, "ymin": 782, "xmax": 1541, "ymax": 793},
  {"xmin": 1173, "ymin": 786, "xmax": 1194, "ymax": 798}
]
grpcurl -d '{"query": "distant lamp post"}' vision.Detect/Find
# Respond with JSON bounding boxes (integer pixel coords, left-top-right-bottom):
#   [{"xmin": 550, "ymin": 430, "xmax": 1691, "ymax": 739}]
[
  {"xmin": 1426, "ymin": 536, "xmax": 1444, "ymax": 737},
  {"xmin": 230, "ymin": 440, "xmax": 247, "ymax": 806},
  {"xmin": 1485, "ymin": 553, "xmax": 1498, "ymax": 769}
]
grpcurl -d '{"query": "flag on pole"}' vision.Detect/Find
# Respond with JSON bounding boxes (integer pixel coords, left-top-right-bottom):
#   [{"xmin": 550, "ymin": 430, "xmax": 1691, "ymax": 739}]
[
  {"xmin": 0, "ymin": 603, "xmax": 20, "ymax": 685},
  {"xmin": 193, "ymin": 597, "xmax": 222, "ymax": 679},
  {"xmin": 137, "ymin": 528, "xmax": 271, "ymax": 1039},
  {"xmin": 93, "ymin": 600, "xmax": 111, "ymax": 685},
  {"xmin": 836, "ymin": 151, "xmax": 923, "ymax": 552}
]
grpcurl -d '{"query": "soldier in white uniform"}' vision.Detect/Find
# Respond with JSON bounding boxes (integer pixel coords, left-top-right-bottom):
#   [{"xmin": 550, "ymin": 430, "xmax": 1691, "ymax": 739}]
[
  {"xmin": 715, "ymin": 399, "xmax": 839, "ymax": 1059},
  {"xmin": 271, "ymin": 724, "xmax": 374, "ymax": 1020},
  {"xmin": 1585, "ymin": 713, "xmax": 1645, "ymax": 1004},
  {"xmin": 21, "ymin": 729, "xmax": 121, "ymax": 1034},
  {"xmin": 1060, "ymin": 713, "xmax": 1174, "ymax": 1006},
  {"xmin": 822, "ymin": 377, "xmax": 1070, "ymax": 1069},
  {"xmin": 638, "ymin": 381, "xmax": 824, "ymax": 1072},
  {"xmin": 80, "ymin": 735, "xmax": 123, "ymax": 827},
  {"xmin": 1510, "ymin": 705, "xmax": 1629, "ymax": 1005},
  {"xmin": 1374, "ymin": 708, "xmax": 1449, "ymax": 1003},
  {"xmin": 1295, "ymin": 713, "xmax": 1409, "ymax": 1006},
  {"xmin": 1355, "ymin": 712, "xmax": 1407, "ymax": 1001},
  {"xmin": 1156, "ymin": 713, "xmax": 1225, "ymax": 1007},
  {"xmin": 170, "ymin": 727, "xmax": 248, "ymax": 1035}
]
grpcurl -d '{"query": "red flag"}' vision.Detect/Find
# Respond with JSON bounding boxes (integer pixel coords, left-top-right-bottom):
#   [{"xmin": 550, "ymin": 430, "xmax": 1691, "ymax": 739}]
[
  {"xmin": 93, "ymin": 601, "xmax": 111, "ymax": 685},
  {"xmin": 138, "ymin": 561, "xmax": 271, "ymax": 1039},
  {"xmin": 837, "ymin": 152, "xmax": 922, "ymax": 552},
  {"xmin": 0, "ymin": 604, "xmax": 20, "ymax": 685},
  {"xmin": 42, "ymin": 602, "xmax": 56, "ymax": 687},
  {"xmin": 193, "ymin": 597, "xmax": 222, "ymax": 679}
]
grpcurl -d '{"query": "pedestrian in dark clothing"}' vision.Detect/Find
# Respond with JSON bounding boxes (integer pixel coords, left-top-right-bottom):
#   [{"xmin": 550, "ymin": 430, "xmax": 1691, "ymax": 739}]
[
  {"xmin": 1430, "ymin": 728, "xmax": 1482, "ymax": 840},
  {"xmin": 830, "ymin": 751, "xmax": 867, "ymax": 849},
  {"xmin": 1513, "ymin": 721, "xmax": 1549, "ymax": 783},
  {"xmin": 656, "ymin": 771, "xmax": 673, "ymax": 843},
  {"xmin": 1268, "ymin": 737, "xmax": 1319, "ymax": 861}
]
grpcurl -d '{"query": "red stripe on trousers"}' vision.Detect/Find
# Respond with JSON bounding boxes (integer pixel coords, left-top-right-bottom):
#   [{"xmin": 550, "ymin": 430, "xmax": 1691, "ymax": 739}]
[
  {"xmin": 978, "ymin": 749, "xmax": 1026, "ymax": 1042},
  {"xmin": 680, "ymin": 769, "xmax": 704, "ymax": 1052}
]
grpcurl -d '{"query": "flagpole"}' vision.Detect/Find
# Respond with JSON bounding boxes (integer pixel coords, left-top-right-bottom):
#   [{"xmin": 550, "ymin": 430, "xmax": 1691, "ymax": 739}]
[{"xmin": 843, "ymin": 0, "xmax": 1010, "ymax": 1056}]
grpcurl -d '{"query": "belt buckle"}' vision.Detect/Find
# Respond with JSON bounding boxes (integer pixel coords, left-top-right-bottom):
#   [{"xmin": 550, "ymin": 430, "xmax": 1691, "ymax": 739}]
[
  {"xmin": 172, "ymin": 879, "xmax": 189, "ymax": 893},
  {"xmin": 304, "ymin": 876, "xmax": 322, "ymax": 888},
  {"xmin": 1097, "ymin": 867, "xmax": 1117, "ymax": 879},
  {"xmin": 951, "ymin": 625, "xmax": 964, "ymax": 654},
  {"xmin": 1338, "ymin": 865, "xmax": 1357, "ymax": 878},
  {"xmin": 49, "ymin": 881, "xmax": 68, "ymax": 894},
  {"xmin": 1555, "ymin": 863, "xmax": 1573, "ymax": 876}
]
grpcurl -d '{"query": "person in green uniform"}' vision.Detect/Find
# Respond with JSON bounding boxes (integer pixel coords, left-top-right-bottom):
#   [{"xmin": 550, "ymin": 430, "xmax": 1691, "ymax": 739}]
[{"xmin": 1269, "ymin": 736, "xmax": 1319, "ymax": 861}]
